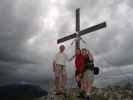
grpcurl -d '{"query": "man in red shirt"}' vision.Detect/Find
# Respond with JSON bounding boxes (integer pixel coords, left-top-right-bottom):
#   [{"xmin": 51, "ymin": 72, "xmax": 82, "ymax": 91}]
[{"xmin": 74, "ymin": 48, "xmax": 85, "ymax": 88}]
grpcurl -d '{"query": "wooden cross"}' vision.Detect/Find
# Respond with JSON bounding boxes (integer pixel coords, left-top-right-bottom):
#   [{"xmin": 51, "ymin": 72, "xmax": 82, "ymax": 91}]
[{"xmin": 57, "ymin": 8, "xmax": 107, "ymax": 50}]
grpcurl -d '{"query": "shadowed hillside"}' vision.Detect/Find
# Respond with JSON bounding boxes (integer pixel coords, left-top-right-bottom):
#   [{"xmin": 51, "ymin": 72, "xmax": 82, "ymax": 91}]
[{"xmin": 0, "ymin": 83, "xmax": 48, "ymax": 100}]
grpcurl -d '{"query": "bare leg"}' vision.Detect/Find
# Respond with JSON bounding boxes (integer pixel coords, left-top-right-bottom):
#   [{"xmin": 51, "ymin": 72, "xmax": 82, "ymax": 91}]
[
  {"xmin": 56, "ymin": 78, "xmax": 60, "ymax": 90},
  {"xmin": 75, "ymin": 75, "xmax": 81, "ymax": 88}
]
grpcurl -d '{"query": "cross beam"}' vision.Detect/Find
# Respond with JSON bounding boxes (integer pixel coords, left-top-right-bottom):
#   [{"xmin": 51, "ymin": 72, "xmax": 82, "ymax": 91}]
[
  {"xmin": 57, "ymin": 8, "xmax": 107, "ymax": 50},
  {"xmin": 57, "ymin": 22, "xmax": 106, "ymax": 44}
]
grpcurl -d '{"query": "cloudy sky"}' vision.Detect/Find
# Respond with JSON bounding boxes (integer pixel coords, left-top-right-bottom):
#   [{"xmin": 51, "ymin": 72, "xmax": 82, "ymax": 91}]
[{"xmin": 0, "ymin": 0, "xmax": 133, "ymax": 87}]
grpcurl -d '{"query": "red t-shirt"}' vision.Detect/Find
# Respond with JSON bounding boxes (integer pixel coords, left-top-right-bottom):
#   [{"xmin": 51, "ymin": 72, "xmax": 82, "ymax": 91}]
[{"xmin": 75, "ymin": 54, "xmax": 85, "ymax": 73}]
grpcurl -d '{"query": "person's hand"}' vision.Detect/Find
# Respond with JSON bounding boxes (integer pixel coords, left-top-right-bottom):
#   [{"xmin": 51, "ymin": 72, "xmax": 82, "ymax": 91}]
[{"xmin": 76, "ymin": 75, "xmax": 80, "ymax": 81}]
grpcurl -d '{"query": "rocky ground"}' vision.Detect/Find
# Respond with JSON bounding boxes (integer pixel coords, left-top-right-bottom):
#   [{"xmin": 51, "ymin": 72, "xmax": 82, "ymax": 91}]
[{"xmin": 36, "ymin": 85, "xmax": 133, "ymax": 100}]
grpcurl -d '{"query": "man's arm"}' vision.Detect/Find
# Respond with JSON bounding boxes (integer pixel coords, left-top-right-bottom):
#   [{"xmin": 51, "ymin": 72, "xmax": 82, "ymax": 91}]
[
  {"xmin": 66, "ymin": 54, "xmax": 75, "ymax": 61},
  {"xmin": 69, "ymin": 55, "xmax": 75, "ymax": 61}
]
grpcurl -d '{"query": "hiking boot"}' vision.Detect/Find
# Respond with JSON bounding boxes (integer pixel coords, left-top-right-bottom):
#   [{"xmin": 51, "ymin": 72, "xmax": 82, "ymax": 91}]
[
  {"xmin": 77, "ymin": 91, "xmax": 85, "ymax": 99},
  {"xmin": 86, "ymin": 96, "xmax": 90, "ymax": 100}
]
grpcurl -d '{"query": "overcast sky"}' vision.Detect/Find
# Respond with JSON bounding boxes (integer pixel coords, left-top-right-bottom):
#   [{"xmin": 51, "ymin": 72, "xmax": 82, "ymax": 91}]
[{"xmin": 0, "ymin": 0, "xmax": 133, "ymax": 87}]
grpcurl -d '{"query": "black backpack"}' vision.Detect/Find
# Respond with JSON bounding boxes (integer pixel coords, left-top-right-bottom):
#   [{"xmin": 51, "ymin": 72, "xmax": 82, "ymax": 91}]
[{"xmin": 93, "ymin": 67, "xmax": 100, "ymax": 75}]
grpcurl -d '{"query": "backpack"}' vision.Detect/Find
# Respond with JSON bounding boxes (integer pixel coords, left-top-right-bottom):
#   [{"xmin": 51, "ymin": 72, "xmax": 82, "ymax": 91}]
[
  {"xmin": 85, "ymin": 56, "xmax": 100, "ymax": 75},
  {"xmin": 85, "ymin": 56, "xmax": 94, "ymax": 70},
  {"xmin": 93, "ymin": 67, "xmax": 100, "ymax": 75}
]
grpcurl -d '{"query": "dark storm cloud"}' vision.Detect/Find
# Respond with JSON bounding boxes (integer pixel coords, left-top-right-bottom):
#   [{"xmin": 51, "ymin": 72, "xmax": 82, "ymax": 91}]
[
  {"xmin": 0, "ymin": 0, "xmax": 49, "ymax": 64},
  {"xmin": 0, "ymin": 0, "xmax": 133, "ymax": 87},
  {"xmin": 0, "ymin": 0, "xmax": 53, "ymax": 85}
]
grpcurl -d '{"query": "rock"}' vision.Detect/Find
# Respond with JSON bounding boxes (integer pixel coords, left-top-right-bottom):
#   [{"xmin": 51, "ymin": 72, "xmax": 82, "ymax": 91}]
[{"xmin": 43, "ymin": 85, "xmax": 133, "ymax": 100}]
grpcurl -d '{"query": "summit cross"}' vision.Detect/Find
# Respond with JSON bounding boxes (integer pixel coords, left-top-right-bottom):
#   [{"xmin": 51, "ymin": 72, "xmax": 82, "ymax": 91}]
[{"xmin": 57, "ymin": 8, "xmax": 107, "ymax": 50}]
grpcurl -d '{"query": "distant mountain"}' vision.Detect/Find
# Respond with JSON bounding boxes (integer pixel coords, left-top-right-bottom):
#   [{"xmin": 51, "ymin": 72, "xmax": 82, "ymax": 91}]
[
  {"xmin": 0, "ymin": 83, "xmax": 48, "ymax": 100},
  {"xmin": 106, "ymin": 79, "xmax": 133, "ymax": 89}
]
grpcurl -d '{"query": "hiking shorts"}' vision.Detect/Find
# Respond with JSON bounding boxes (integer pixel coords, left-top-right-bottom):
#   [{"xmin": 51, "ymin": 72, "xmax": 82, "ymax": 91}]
[
  {"xmin": 54, "ymin": 64, "xmax": 67, "ymax": 80},
  {"xmin": 82, "ymin": 70, "xmax": 94, "ymax": 84}
]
